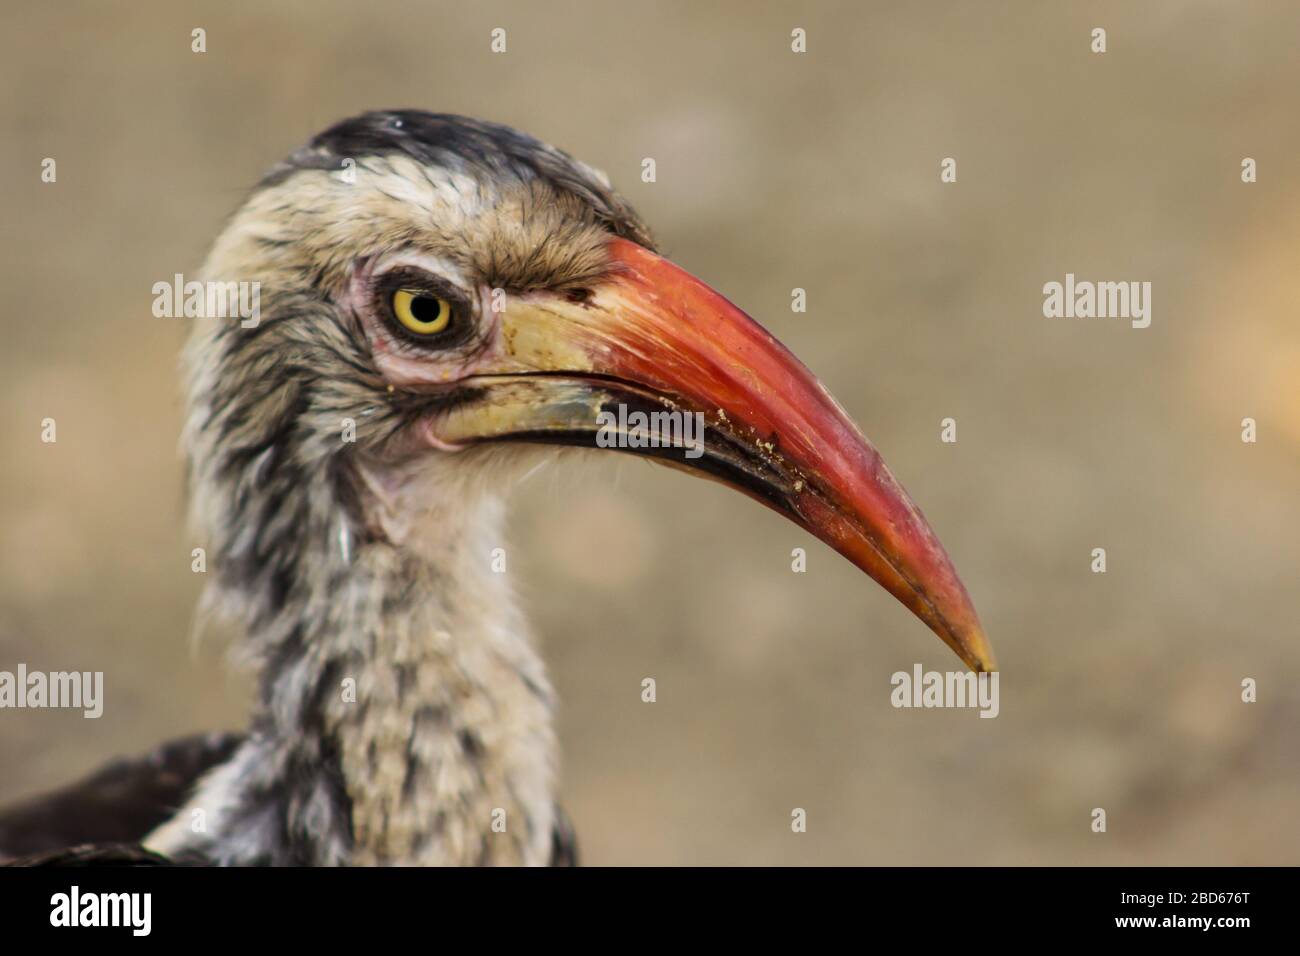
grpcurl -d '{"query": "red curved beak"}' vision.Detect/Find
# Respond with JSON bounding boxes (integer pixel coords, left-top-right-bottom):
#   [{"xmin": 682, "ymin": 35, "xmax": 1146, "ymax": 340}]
[{"xmin": 435, "ymin": 237, "xmax": 995, "ymax": 671}]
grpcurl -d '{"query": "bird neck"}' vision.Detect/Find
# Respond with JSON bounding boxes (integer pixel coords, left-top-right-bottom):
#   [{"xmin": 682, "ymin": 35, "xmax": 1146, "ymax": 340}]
[{"xmin": 154, "ymin": 478, "xmax": 559, "ymax": 865}]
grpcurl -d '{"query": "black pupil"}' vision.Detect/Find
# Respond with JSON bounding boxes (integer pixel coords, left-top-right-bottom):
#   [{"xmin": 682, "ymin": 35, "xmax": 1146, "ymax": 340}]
[{"xmin": 410, "ymin": 296, "xmax": 443, "ymax": 325}]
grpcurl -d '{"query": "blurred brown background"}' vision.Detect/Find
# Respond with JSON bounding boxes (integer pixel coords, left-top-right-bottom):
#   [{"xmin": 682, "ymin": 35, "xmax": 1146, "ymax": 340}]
[{"xmin": 2, "ymin": 1, "xmax": 1297, "ymax": 864}]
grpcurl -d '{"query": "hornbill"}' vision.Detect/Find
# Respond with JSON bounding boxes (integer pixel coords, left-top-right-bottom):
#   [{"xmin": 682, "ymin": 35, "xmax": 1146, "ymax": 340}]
[{"xmin": 0, "ymin": 111, "xmax": 993, "ymax": 866}]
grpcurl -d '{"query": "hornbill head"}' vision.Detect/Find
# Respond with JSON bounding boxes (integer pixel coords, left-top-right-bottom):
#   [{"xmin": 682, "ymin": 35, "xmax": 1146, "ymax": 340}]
[{"xmin": 188, "ymin": 110, "xmax": 993, "ymax": 673}]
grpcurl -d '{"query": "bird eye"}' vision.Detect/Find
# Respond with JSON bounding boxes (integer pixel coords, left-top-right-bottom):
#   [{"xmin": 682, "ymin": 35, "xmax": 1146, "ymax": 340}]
[{"xmin": 392, "ymin": 289, "xmax": 453, "ymax": 336}]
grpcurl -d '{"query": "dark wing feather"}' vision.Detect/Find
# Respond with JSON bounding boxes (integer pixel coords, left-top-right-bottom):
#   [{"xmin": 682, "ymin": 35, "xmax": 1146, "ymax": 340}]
[
  {"xmin": 0, "ymin": 732, "xmax": 241, "ymax": 860},
  {"xmin": 2, "ymin": 842, "xmax": 177, "ymax": 867},
  {"xmin": 550, "ymin": 803, "xmax": 579, "ymax": 867}
]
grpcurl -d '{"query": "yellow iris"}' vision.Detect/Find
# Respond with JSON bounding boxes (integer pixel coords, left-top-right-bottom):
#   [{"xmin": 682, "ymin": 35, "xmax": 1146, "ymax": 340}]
[{"xmin": 392, "ymin": 289, "xmax": 452, "ymax": 335}]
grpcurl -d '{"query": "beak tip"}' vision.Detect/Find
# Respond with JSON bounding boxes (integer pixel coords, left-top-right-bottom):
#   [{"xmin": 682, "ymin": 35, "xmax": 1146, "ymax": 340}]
[{"xmin": 957, "ymin": 627, "xmax": 997, "ymax": 673}]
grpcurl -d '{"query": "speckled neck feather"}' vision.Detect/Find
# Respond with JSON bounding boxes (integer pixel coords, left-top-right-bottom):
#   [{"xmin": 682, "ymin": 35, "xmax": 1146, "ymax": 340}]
[{"xmin": 148, "ymin": 462, "xmax": 559, "ymax": 866}]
